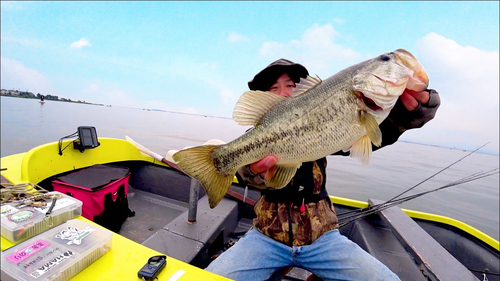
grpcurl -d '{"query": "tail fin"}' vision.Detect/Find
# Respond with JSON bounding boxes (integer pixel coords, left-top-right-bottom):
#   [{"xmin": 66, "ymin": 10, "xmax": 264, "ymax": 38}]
[{"xmin": 172, "ymin": 145, "xmax": 234, "ymax": 208}]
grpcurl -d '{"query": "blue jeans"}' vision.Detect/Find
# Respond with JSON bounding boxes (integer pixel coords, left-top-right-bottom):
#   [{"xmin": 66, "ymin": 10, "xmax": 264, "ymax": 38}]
[{"xmin": 206, "ymin": 229, "xmax": 400, "ymax": 281}]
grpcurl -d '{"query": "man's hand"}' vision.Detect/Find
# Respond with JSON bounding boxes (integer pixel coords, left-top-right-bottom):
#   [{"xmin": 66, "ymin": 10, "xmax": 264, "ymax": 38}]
[
  {"xmin": 249, "ymin": 156, "xmax": 278, "ymax": 179},
  {"xmin": 237, "ymin": 155, "xmax": 277, "ymax": 187},
  {"xmin": 399, "ymin": 89, "xmax": 430, "ymax": 111},
  {"xmin": 388, "ymin": 89, "xmax": 440, "ymax": 131}
]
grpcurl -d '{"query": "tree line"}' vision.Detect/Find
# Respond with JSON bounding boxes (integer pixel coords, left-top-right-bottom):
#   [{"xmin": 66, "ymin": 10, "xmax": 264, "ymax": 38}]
[{"xmin": 1, "ymin": 89, "xmax": 87, "ymax": 103}]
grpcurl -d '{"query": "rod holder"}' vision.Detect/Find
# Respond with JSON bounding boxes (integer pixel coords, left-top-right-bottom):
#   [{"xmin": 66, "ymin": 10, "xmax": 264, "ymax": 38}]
[{"xmin": 187, "ymin": 178, "xmax": 200, "ymax": 223}]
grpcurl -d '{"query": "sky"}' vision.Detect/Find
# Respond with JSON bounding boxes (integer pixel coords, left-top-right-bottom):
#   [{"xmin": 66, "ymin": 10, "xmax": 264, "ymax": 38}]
[{"xmin": 1, "ymin": 1, "xmax": 499, "ymax": 155}]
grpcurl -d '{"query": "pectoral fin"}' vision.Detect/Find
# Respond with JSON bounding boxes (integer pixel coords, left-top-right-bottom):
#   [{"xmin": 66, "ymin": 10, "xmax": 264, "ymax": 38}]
[
  {"xmin": 264, "ymin": 164, "xmax": 300, "ymax": 189},
  {"xmin": 350, "ymin": 135, "xmax": 372, "ymax": 165},
  {"xmin": 350, "ymin": 111, "xmax": 382, "ymax": 164},
  {"xmin": 359, "ymin": 110, "xmax": 382, "ymax": 147}
]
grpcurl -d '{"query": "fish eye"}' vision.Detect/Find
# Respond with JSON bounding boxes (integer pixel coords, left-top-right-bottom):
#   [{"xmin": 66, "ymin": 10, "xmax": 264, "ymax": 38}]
[{"xmin": 379, "ymin": 54, "xmax": 391, "ymax": 61}]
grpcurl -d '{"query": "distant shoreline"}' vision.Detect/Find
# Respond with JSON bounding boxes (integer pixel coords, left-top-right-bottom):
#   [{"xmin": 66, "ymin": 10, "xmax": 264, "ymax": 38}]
[
  {"xmin": 0, "ymin": 93, "xmax": 232, "ymax": 119},
  {"xmin": 1, "ymin": 94, "xmax": 497, "ymax": 156},
  {"xmin": 0, "ymin": 89, "xmax": 103, "ymax": 106}
]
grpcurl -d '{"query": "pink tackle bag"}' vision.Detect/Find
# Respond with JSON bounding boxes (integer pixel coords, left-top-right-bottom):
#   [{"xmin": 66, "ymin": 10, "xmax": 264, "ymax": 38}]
[{"xmin": 52, "ymin": 164, "xmax": 134, "ymax": 232}]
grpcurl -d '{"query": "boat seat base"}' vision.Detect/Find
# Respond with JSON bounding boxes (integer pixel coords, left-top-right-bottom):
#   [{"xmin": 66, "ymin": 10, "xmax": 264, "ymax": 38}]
[{"xmin": 142, "ymin": 195, "xmax": 239, "ymax": 268}]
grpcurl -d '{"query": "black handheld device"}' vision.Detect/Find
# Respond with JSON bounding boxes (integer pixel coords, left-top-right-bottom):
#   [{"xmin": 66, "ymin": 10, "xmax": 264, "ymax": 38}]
[
  {"xmin": 73, "ymin": 126, "xmax": 100, "ymax": 152},
  {"xmin": 137, "ymin": 255, "xmax": 167, "ymax": 281},
  {"xmin": 77, "ymin": 126, "xmax": 99, "ymax": 148}
]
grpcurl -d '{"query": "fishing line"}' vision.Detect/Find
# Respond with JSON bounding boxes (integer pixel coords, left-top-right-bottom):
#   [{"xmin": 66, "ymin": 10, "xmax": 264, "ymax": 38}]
[
  {"xmin": 338, "ymin": 168, "xmax": 499, "ymax": 227},
  {"xmin": 337, "ymin": 143, "xmax": 490, "ymax": 221},
  {"xmin": 385, "ymin": 143, "xmax": 489, "ymax": 204},
  {"xmin": 338, "ymin": 168, "xmax": 498, "ymax": 223},
  {"xmin": 468, "ymin": 268, "xmax": 500, "ymax": 277}
]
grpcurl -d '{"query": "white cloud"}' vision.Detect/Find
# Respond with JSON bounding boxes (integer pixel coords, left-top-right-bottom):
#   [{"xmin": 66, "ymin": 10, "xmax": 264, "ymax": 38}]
[
  {"xmin": 259, "ymin": 23, "xmax": 361, "ymax": 76},
  {"xmin": 0, "ymin": 57, "xmax": 52, "ymax": 93},
  {"xmin": 70, "ymin": 38, "xmax": 91, "ymax": 49},
  {"xmin": 2, "ymin": 36, "xmax": 45, "ymax": 48},
  {"xmin": 228, "ymin": 32, "xmax": 249, "ymax": 43},
  {"xmin": 412, "ymin": 32, "xmax": 499, "ymax": 153},
  {"xmin": 0, "ymin": 1, "xmax": 24, "ymax": 11},
  {"xmin": 256, "ymin": 28, "xmax": 499, "ymax": 154},
  {"xmin": 142, "ymin": 100, "xmax": 171, "ymax": 111},
  {"xmin": 182, "ymin": 107, "xmax": 198, "ymax": 114},
  {"xmin": 219, "ymin": 89, "xmax": 234, "ymax": 105},
  {"xmin": 80, "ymin": 83, "xmax": 191, "ymax": 115},
  {"xmin": 81, "ymin": 83, "xmax": 135, "ymax": 106}
]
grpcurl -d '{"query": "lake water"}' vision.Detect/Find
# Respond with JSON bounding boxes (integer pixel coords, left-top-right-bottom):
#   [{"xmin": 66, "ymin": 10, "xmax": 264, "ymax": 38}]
[{"xmin": 1, "ymin": 96, "xmax": 499, "ymax": 240}]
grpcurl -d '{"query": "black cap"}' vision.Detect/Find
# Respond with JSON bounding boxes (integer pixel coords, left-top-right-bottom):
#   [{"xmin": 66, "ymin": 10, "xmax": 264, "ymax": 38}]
[{"xmin": 248, "ymin": 59, "xmax": 309, "ymax": 91}]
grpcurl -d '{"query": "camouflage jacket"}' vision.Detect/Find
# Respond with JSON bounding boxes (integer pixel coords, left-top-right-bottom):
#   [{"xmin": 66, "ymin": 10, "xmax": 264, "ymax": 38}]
[{"xmin": 252, "ymin": 158, "xmax": 339, "ymax": 246}]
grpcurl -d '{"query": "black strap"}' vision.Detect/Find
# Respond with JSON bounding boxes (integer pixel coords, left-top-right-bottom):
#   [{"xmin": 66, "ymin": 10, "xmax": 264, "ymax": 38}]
[
  {"xmin": 286, "ymin": 204, "xmax": 293, "ymax": 247},
  {"xmin": 263, "ymin": 187, "xmax": 329, "ymax": 206}
]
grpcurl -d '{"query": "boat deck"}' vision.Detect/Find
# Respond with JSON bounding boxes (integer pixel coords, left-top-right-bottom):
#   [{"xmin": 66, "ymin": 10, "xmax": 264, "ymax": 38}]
[
  {"xmin": 2, "ymin": 150, "xmax": 498, "ymax": 281},
  {"xmin": 120, "ymin": 188, "xmax": 187, "ymax": 244},
  {"xmin": 119, "ymin": 179, "xmax": 498, "ymax": 281},
  {"xmin": 44, "ymin": 162, "xmax": 499, "ymax": 280}
]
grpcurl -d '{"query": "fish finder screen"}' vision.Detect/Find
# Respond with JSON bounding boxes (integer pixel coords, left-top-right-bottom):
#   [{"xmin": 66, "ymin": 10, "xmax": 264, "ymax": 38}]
[
  {"xmin": 82, "ymin": 129, "xmax": 93, "ymax": 146},
  {"xmin": 77, "ymin": 126, "xmax": 99, "ymax": 148}
]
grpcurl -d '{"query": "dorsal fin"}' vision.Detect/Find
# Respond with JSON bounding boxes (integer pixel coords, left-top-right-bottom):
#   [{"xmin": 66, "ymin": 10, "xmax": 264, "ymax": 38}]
[
  {"xmin": 291, "ymin": 75, "xmax": 322, "ymax": 97},
  {"xmin": 233, "ymin": 90, "xmax": 287, "ymax": 126}
]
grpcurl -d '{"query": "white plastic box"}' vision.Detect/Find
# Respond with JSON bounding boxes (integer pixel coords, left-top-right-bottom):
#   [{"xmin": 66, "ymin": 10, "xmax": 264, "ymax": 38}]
[
  {"xmin": 1, "ymin": 219, "xmax": 113, "ymax": 281},
  {"xmin": 1, "ymin": 191, "xmax": 83, "ymax": 243}
]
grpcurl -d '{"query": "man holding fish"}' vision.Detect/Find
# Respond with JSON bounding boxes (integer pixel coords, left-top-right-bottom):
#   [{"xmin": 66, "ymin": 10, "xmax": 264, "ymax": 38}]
[{"xmin": 175, "ymin": 50, "xmax": 440, "ymax": 280}]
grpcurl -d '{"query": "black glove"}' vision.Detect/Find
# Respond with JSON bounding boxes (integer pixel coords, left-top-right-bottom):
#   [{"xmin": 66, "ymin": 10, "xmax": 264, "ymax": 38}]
[
  {"xmin": 387, "ymin": 89, "xmax": 441, "ymax": 132},
  {"xmin": 236, "ymin": 165, "xmax": 268, "ymax": 189},
  {"xmin": 370, "ymin": 89, "xmax": 441, "ymax": 150}
]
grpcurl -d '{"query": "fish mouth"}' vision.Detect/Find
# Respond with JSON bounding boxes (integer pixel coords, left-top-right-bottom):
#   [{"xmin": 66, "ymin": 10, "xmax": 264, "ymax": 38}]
[
  {"xmin": 359, "ymin": 74, "xmax": 408, "ymax": 112},
  {"xmin": 394, "ymin": 49, "xmax": 429, "ymax": 92},
  {"xmin": 360, "ymin": 94, "xmax": 382, "ymax": 111},
  {"xmin": 359, "ymin": 49, "xmax": 429, "ymax": 112}
]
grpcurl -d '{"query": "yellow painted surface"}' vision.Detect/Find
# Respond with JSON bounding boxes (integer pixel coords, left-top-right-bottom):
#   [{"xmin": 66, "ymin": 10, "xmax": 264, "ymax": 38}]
[
  {"xmin": 1, "ymin": 138, "xmax": 497, "ymax": 281},
  {"xmin": 1, "ymin": 139, "xmax": 229, "ymax": 281},
  {"xmin": 70, "ymin": 218, "xmax": 230, "ymax": 281},
  {"xmin": 401, "ymin": 208, "xmax": 499, "ymax": 251},
  {"xmin": 1, "ymin": 218, "xmax": 230, "ymax": 281},
  {"xmin": 1, "ymin": 138, "xmax": 167, "ymax": 184},
  {"xmin": 330, "ymin": 195, "xmax": 499, "ymax": 251}
]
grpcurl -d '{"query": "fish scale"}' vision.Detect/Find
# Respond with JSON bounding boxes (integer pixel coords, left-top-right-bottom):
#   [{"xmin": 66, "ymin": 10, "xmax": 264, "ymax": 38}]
[
  {"xmin": 213, "ymin": 74, "xmax": 362, "ymax": 171},
  {"xmin": 173, "ymin": 49, "xmax": 429, "ymax": 208}
]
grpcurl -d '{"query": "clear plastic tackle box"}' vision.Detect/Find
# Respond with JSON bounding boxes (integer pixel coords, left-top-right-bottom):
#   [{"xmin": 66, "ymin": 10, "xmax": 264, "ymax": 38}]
[
  {"xmin": 1, "ymin": 191, "xmax": 83, "ymax": 243},
  {"xmin": 1, "ymin": 219, "xmax": 113, "ymax": 281}
]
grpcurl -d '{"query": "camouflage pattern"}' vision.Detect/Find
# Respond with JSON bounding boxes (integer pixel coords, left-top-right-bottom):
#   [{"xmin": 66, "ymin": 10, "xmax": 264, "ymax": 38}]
[{"xmin": 253, "ymin": 160, "xmax": 339, "ymax": 246}]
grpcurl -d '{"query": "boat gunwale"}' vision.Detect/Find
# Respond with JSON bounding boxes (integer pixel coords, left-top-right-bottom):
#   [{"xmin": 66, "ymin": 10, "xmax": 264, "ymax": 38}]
[
  {"xmin": 330, "ymin": 196, "xmax": 500, "ymax": 251},
  {"xmin": 2, "ymin": 137, "xmax": 498, "ymax": 252}
]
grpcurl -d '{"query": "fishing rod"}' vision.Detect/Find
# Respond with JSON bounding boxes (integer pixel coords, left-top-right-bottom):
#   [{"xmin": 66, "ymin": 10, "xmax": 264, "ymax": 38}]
[
  {"xmin": 338, "ymin": 168, "xmax": 499, "ymax": 228},
  {"xmin": 339, "ymin": 167, "xmax": 496, "ymax": 217},
  {"xmin": 385, "ymin": 143, "xmax": 489, "ymax": 205},
  {"xmin": 337, "ymin": 143, "xmax": 489, "ymax": 220},
  {"xmin": 339, "ymin": 169, "xmax": 499, "ymax": 227},
  {"xmin": 338, "ymin": 168, "xmax": 499, "ymax": 224}
]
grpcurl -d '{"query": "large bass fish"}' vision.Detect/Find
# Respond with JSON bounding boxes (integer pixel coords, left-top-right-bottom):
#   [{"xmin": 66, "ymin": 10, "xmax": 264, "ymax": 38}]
[{"xmin": 173, "ymin": 49, "xmax": 429, "ymax": 208}]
